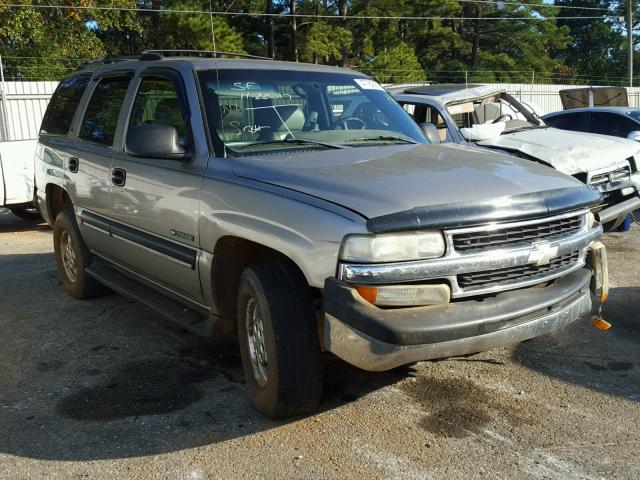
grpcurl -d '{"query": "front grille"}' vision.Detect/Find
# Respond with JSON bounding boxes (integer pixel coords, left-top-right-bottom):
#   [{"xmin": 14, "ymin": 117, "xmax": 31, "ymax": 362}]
[
  {"xmin": 457, "ymin": 251, "xmax": 580, "ymax": 290},
  {"xmin": 589, "ymin": 166, "xmax": 631, "ymax": 187},
  {"xmin": 452, "ymin": 216, "xmax": 583, "ymax": 253}
]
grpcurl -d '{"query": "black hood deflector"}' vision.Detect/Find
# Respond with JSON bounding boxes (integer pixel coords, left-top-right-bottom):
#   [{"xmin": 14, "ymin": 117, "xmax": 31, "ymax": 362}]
[{"xmin": 366, "ymin": 186, "xmax": 602, "ymax": 233}]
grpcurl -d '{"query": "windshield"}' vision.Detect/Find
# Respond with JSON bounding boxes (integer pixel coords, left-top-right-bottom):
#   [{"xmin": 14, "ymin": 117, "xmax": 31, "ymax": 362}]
[
  {"xmin": 198, "ymin": 69, "xmax": 427, "ymax": 153},
  {"xmin": 446, "ymin": 92, "xmax": 543, "ymax": 135}
]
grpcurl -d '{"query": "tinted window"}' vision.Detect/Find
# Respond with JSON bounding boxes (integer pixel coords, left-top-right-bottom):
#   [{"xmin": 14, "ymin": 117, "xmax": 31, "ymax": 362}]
[
  {"xmin": 129, "ymin": 76, "xmax": 188, "ymax": 146},
  {"xmin": 79, "ymin": 76, "xmax": 131, "ymax": 146},
  {"xmin": 591, "ymin": 112, "xmax": 638, "ymax": 138},
  {"xmin": 40, "ymin": 74, "xmax": 91, "ymax": 135},
  {"xmin": 545, "ymin": 112, "xmax": 589, "ymax": 132}
]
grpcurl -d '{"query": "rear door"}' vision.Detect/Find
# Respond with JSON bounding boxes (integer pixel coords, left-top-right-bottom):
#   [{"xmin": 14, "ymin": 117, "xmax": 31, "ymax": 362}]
[
  {"xmin": 66, "ymin": 72, "xmax": 133, "ymax": 256},
  {"xmin": 109, "ymin": 67, "xmax": 207, "ymax": 303},
  {"xmin": 37, "ymin": 73, "xmax": 92, "ymax": 216}
]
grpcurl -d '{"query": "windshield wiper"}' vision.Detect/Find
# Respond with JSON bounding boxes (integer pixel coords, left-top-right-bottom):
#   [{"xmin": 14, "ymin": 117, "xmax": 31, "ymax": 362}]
[
  {"xmin": 234, "ymin": 138, "xmax": 344, "ymax": 150},
  {"xmin": 345, "ymin": 135, "xmax": 418, "ymax": 144},
  {"xmin": 505, "ymin": 124, "xmax": 544, "ymax": 134}
]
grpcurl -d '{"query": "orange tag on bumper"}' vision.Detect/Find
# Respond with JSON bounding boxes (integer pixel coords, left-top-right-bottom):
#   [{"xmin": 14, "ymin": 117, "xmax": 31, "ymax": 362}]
[{"xmin": 592, "ymin": 316, "xmax": 611, "ymax": 331}]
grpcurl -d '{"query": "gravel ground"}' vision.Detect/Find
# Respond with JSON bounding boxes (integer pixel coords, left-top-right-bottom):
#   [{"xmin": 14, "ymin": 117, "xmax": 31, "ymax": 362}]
[{"xmin": 0, "ymin": 208, "xmax": 639, "ymax": 480}]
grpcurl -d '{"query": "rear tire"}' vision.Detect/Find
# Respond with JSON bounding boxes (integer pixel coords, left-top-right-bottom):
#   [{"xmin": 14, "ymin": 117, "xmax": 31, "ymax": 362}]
[
  {"xmin": 237, "ymin": 261, "xmax": 323, "ymax": 418},
  {"xmin": 53, "ymin": 209, "xmax": 103, "ymax": 299}
]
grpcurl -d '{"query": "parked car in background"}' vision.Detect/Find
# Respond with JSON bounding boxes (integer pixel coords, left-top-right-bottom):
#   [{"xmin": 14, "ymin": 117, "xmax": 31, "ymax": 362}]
[
  {"xmin": 37, "ymin": 52, "xmax": 608, "ymax": 418},
  {"xmin": 0, "ymin": 81, "xmax": 56, "ymax": 219},
  {"xmin": 388, "ymin": 84, "xmax": 640, "ymax": 231},
  {"xmin": 543, "ymin": 106, "xmax": 640, "ymax": 141},
  {"xmin": 543, "ymin": 107, "xmax": 640, "ymax": 206},
  {"xmin": 0, "ymin": 139, "xmax": 39, "ymax": 218}
]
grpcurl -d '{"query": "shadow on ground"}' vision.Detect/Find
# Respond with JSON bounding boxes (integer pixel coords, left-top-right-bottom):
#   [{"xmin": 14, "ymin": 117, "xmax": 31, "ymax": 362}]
[
  {"xmin": 0, "ymin": 251, "xmax": 408, "ymax": 461},
  {"xmin": 0, "ymin": 208, "xmax": 48, "ymax": 232},
  {"xmin": 513, "ymin": 286, "xmax": 640, "ymax": 403}
]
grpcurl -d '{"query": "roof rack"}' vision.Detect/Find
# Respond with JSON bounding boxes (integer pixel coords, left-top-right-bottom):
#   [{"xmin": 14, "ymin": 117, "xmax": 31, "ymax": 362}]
[
  {"xmin": 140, "ymin": 50, "xmax": 273, "ymax": 61},
  {"xmin": 78, "ymin": 55, "xmax": 142, "ymax": 69}
]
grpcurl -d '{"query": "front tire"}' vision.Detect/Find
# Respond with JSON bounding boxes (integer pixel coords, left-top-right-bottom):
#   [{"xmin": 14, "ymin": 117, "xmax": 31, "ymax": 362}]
[
  {"xmin": 237, "ymin": 261, "xmax": 323, "ymax": 418},
  {"xmin": 53, "ymin": 209, "xmax": 103, "ymax": 299}
]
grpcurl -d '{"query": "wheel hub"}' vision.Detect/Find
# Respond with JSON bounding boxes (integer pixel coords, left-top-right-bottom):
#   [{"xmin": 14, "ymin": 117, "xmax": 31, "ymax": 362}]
[
  {"xmin": 60, "ymin": 231, "xmax": 78, "ymax": 283},
  {"xmin": 245, "ymin": 297, "xmax": 268, "ymax": 387}
]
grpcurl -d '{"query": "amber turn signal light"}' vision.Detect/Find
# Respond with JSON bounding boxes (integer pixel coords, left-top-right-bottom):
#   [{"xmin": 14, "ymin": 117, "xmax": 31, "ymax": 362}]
[{"xmin": 355, "ymin": 286, "xmax": 378, "ymax": 304}]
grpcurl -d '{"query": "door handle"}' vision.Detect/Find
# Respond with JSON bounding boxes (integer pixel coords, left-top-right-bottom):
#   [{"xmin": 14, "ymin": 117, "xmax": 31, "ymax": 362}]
[
  {"xmin": 112, "ymin": 168, "xmax": 126, "ymax": 187},
  {"xmin": 68, "ymin": 157, "xmax": 79, "ymax": 173}
]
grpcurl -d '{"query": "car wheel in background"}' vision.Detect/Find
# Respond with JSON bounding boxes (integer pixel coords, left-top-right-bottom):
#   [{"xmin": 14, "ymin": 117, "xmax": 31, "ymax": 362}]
[
  {"xmin": 9, "ymin": 206, "xmax": 41, "ymax": 220},
  {"xmin": 237, "ymin": 261, "xmax": 323, "ymax": 418}
]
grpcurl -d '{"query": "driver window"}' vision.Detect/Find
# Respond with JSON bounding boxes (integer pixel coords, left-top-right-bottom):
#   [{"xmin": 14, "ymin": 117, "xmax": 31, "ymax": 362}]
[{"xmin": 129, "ymin": 76, "xmax": 189, "ymax": 146}]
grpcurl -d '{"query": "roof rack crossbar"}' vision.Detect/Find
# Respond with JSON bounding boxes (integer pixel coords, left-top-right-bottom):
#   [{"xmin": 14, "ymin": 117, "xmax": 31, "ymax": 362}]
[
  {"xmin": 141, "ymin": 49, "xmax": 273, "ymax": 61},
  {"xmin": 79, "ymin": 55, "xmax": 142, "ymax": 69}
]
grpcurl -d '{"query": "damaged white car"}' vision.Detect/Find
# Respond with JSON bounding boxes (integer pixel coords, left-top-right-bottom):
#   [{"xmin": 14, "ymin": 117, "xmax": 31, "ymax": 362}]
[{"xmin": 389, "ymin": 84, "xmax": 640, "ymax": 230}]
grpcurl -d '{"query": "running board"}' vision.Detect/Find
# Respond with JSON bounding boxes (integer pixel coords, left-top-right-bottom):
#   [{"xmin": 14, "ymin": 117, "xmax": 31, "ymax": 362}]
[{"xmin": 86, "ymin": 259, "xmax": 218, "ymax": 336}]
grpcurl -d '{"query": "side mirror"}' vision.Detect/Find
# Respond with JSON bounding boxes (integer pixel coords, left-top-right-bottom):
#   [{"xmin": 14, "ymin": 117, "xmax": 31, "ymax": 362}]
[
  {"xmin": 627, "ymin": 130, "xmax": 640, "ymax": 142},
  {"xmin": 126, "ymin": 124, "xmax": 189, "ymax": 160}
]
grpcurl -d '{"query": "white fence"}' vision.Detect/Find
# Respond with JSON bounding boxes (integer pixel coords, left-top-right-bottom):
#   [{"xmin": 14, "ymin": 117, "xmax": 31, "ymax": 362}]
[
  {"xmin": 486, "ymin": 83, "xmax": 640, "ymax": 115},
  {"xmin": 0, "ymin": 81, "xmax": 58, "ymax": 142}
]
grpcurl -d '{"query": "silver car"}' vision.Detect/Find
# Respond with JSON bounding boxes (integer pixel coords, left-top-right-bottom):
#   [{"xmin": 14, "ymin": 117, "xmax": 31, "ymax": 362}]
[
  {"xmin": 390, "ymin": 84, "xmax": 640, "ymax": 231},
  {"xmin": 36, "ymin": 51, "xmax": 607, "ymax": 418}
]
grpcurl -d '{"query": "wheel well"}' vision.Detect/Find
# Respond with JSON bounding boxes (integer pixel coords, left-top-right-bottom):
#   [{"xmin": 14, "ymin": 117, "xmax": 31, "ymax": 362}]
[
  {"xmin": 212, "ymin": 236, "xmax": 313, "ymax": 319},
  {"xmin": 46, "ymin": 184, "xmax": 72, "ymax": 223}
]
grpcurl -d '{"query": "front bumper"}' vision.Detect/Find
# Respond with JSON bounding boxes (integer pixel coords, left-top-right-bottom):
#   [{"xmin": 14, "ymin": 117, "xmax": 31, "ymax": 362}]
[
  {"xmin": 323, "ymin": 268, "xmax": 593, "ymax": 371},
  {"xmin": 596, "ymin": 194, "xmax": 640, "ymax": 224}
]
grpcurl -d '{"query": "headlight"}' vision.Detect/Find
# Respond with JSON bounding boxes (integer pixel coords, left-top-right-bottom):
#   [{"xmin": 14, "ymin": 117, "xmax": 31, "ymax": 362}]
[{"xmin": 340, "ymin": 231, "xmax": 445, "ymax": 263}]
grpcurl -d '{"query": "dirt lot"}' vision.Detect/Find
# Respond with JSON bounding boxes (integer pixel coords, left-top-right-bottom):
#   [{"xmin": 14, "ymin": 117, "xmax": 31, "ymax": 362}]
[{"xmin": 0, "ymin": 208, "xmax": 639, "ymax": 480}]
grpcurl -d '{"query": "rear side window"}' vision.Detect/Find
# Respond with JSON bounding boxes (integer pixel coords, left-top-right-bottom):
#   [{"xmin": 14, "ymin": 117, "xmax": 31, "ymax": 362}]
[
  {"xmin": 590, "ymin": 112, "xmax": 637, "ymax": 138},
  {"xmin": 40, "ymin": 74, "xmax": 91, "ymax": 135},
  {"xmin": 79, "ymin": 76, "xmax": 131, "ymax": 146}
]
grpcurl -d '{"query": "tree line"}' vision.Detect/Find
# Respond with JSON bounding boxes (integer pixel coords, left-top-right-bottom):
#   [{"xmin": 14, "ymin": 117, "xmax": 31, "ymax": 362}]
[{"xmin": 0, "ymin": 0, "xmax": 636, "ymax": 85}]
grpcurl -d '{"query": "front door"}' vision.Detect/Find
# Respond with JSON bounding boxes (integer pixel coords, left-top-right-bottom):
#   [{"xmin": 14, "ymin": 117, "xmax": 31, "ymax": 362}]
[{"xmin": 109, "ymin": 68, "xmax": 206, "ymax": 303}]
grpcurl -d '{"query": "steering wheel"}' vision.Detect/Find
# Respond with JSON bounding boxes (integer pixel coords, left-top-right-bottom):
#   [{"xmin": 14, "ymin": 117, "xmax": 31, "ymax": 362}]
[
  {"xmin": 332, "ymin": 116, "xmax": 367, "ymax": 130},
  {"xmin": 491, "ymin": 114, "xmax": 513, "ymax": 124}
]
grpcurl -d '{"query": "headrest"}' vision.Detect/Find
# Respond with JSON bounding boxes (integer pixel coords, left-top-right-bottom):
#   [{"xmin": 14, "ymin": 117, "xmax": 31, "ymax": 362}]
[
  {"xmin": 420, "ymin": 122, "xmax": 441, "ymax": 143},
  {"xmin": 254, "ymin": 104, "xmax": 306, "ymax": 133}
]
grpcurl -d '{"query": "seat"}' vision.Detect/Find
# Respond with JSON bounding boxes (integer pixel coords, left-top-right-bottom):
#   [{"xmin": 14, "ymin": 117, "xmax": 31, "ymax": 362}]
[
  {"xmin": 420, "ymin": 122, "xmax": 441, "ymax": 143},
  {"xmin": 253, "ymin": 103, "xmax": 306, "ymax": 140}
]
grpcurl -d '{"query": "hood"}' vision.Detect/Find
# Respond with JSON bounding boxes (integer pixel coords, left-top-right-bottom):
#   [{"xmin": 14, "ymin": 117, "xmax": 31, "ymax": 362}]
[
  {"xmin": 476, "ymin": 127, "xmax": 639, "ymax": 175},
  {"xmin": 231, "ymin": 143, "xmax": 591, "ymax": 221}
]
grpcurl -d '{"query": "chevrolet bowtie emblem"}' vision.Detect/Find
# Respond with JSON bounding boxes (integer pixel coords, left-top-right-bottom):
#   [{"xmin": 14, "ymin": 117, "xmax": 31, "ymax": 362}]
[{"xmin": 527, "ymin": 241, "xmax": 559, "ymax": 266}]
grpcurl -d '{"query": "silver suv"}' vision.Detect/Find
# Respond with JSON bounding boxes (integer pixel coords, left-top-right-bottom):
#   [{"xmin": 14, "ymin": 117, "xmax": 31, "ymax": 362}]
[{"xmin": 36, "ymin": 51, "xmax": 608, "ymax": 418}]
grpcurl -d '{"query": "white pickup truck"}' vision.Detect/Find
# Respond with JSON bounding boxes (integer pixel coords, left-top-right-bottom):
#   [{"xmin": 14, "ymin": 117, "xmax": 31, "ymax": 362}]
[
  {"xmin": 0, "ymin": 139, "xmax": 39, "ymax": 218},
  {"xmin": 0, "ymin": 80, "xmax": 56, "ymax": 218}
]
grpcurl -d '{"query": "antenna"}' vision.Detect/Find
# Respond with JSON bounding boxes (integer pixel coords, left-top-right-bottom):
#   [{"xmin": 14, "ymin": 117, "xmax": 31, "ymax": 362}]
[{"xmin": 209, "ymin": 0, "xmax": 217, "ymax": 54}]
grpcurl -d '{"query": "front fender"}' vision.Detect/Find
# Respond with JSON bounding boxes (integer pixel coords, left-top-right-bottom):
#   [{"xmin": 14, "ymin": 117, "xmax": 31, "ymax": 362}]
[{"xmin": 198, "ymin": 177, "xmax": 367, "ymax": 289}]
